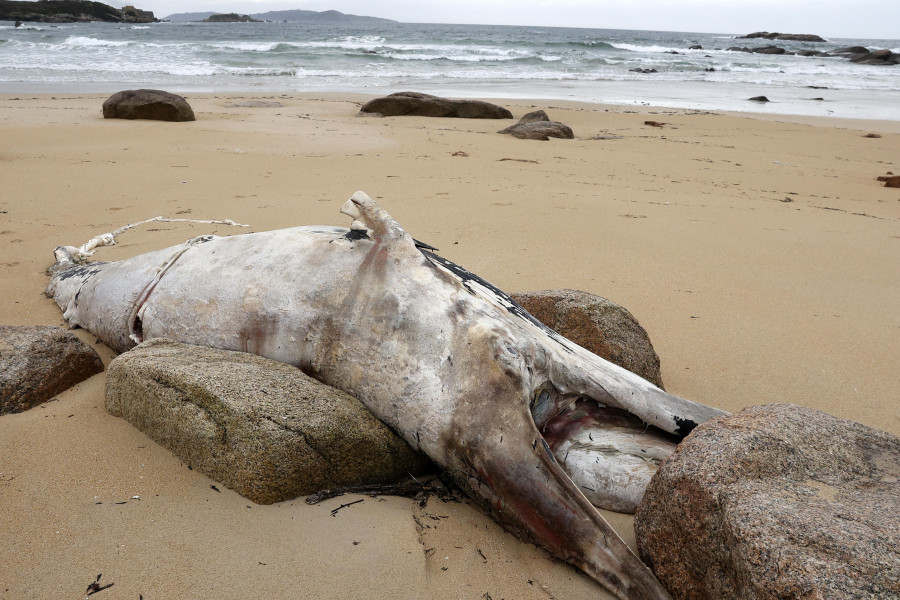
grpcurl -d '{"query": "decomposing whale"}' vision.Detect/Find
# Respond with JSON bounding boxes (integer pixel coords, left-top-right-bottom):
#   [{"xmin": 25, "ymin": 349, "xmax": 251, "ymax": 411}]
[{"xmin": 47, "ymin": 192, "xmax": 725, "ymax": 600}]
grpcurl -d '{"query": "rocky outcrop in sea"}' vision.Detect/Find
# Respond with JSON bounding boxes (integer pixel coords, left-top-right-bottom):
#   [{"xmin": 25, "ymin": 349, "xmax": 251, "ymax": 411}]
[
  {"xmin": 727, "ymin": 33, "xmax": 899, "ymax": 66},
  {"xmin": 739, "ymin": 31, "xmax": 827, "ymax": 42}
]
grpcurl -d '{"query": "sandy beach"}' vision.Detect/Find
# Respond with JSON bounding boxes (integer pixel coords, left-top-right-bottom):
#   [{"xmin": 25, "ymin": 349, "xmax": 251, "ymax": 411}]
[{"xmin": 1, "ymin": 93, "xmax": 898, "ymax": 599}]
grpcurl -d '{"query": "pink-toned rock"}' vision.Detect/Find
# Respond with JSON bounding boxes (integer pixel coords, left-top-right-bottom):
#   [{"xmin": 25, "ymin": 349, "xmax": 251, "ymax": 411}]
[
  {"xmin": 510, "ymin": 289, "xmax": 664, "ymax": 388},
  {"xmin": 0, "ymin": 325, "xmax": 104, "ymax": 414},
  {"xmin": 634, "ymin": 403, "xmax": 900, "ymax": 599}
]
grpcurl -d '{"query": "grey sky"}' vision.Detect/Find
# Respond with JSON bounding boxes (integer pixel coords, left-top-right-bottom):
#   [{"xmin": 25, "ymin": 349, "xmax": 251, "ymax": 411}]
[{"xmin": 141, "ymin": 0, "xmax": 898, "ymax": 40}]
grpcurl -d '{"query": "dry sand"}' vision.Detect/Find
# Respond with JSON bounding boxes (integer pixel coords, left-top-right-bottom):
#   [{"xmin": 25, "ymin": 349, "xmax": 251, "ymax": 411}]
[{"xmin": 1, "ymin": 93, "xmax": 898, "ymax": 599}]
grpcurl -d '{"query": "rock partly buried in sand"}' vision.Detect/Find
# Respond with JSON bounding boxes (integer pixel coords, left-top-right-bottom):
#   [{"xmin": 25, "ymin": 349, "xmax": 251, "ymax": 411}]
[
  {"xmin": 105, "ymin": 339, "xmax": 432, "ymax": 504},
  {"xmin": 102, "ymin": 89, "xmax": 196, "ymax": 122},
  {"xmin": 359, "ymin": 91, "xmax": 513, "ymax": 119},
  {"xmin": 510, "ymin": 289, "xmax": 664, "ymax": 388},
  {"xmin": 0, "ymin": 325, "xmax": 104, "ymax": 415},
  {"xmin": 635, "ymin": 403, "xmax": 900, "ymax": 599},
  {"xmin": 878, "ymin": 175, "xmax": 900, "ymax": 188},
  {"xmin": 498, "ymin": 110, "xmax": 574, "ymax": 141},
  {"xmin": 515, "ymin": 109, "xmax": 552, "ymax": 124}
]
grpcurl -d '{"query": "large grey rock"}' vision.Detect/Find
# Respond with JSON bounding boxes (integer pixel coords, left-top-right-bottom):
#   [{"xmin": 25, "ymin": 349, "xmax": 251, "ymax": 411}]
[
  {"xmin": 727, "ymin": 45, "xmax": 791, "ymax": 55},
  {"xmin": 510, "ymin": 289, "xmax": 664, "ymax": 388},
  {"xmin": 359, "ymin": 91, "xmax": 513, "ymax": 119},
  {"xmin": 849, "ymin": 49, "xmax": 900, "ymax": 65},
  {"xmin": 102, "ymin": 89, "xmax": 195, "ymax": 122},
  {"xmin": 634, "ymin": 403, "xmax": 900, "ymax": 599},
  {"xmin": 498, "ymin": 110, "xmax": 574, "ymax": 141},
  {"xmin": 0, "ymin": 325, "xmax": 104, "ymax": 414},
  {"xmin": 105, "ymin": 339, "xmax": 432, "ymax": 504},
  {"xmin": 832, "ymin": 46, "xmax": 870, "ymax": 55}
]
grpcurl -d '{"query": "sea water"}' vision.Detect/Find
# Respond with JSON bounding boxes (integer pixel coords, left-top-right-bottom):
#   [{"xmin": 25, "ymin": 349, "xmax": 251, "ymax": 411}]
[{"xmin": 1, "ymin": 20, "xmax": 898, "ymax": 119}]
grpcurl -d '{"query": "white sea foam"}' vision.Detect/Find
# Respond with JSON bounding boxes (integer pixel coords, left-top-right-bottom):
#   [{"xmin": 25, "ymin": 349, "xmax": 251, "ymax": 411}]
[
  {"xmin": 383, "ymin": 49, "xmax": 534, "ymax": 62},
  {"xmin": 61, "ymin": 36, "xmax": 130, "ymax": 48},
  {"xmin": 307, "ymin": 35, "xmax": 386, "ymax": 49},
  {"xmin": 610, "ymin": 43, "xmax": 683, "ymax": 53},
  {"xmin": 206, "ymin": 41, "xmax": 282, "ymax": 52}
]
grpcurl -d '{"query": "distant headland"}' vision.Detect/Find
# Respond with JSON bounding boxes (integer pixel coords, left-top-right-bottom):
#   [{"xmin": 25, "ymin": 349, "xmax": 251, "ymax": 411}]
[
  {"xmin": 164, "ymin": 9, "xmax": 396, "ymax": 24},
  {"xmin": 0, "ymin": 2, "xmax": 395, "ymax": 24},
  {"xmin": 0, "ymin": 0, "xmax": 157, "ymax": 23}
]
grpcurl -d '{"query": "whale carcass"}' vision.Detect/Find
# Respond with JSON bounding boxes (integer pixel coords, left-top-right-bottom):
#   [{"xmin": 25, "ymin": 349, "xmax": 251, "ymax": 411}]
[{"xmin": 47, "ymin": 192, "xmax": 725, "ymax": 600}]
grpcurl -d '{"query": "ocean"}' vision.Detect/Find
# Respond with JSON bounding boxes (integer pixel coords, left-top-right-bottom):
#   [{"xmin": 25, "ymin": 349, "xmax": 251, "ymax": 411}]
[{"xmin": 1, "ymin": 20, "xmax": 899, "ymax": 119}]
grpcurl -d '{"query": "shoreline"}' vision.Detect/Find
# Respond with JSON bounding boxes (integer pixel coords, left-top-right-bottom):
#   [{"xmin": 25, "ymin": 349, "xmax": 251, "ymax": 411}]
[
  {"xmin": 4, "ymin": 81, "xmax": 900, "ymax": 123},
  {"xmin": 1, "ymin": 91, "xmax": 898, "ymax": 599},
  {"xmin": 4, "ymin": 90, "xmax": 900, "ymax": 135}
]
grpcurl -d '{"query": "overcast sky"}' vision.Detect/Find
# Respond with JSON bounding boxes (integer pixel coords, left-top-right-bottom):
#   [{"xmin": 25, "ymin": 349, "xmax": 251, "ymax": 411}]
[{"xmin": 141, "ymin": 0, "xmax": 899, "ymax": 40}]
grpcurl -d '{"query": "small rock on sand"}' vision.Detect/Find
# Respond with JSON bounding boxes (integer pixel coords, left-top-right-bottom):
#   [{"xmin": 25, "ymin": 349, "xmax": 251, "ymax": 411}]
[
  {"xmin": 0, "ymin": 325, "xmax": 104, "ymax": 415},
  {"xmin": 498, "ymin": 110, "xmax": 574, "ymax": 141}
]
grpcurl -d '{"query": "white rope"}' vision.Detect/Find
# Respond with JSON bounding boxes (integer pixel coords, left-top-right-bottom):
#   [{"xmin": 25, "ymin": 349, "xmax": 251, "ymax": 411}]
[{"xmin": 55, "ymin": 216, "xmax": 250, "ymax": 264}]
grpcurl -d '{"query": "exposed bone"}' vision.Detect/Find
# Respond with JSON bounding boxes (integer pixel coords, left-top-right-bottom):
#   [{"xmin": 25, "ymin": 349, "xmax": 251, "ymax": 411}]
[{"xmin": 543, "ymin": 400, "xmax": 678, "ymax": 513}]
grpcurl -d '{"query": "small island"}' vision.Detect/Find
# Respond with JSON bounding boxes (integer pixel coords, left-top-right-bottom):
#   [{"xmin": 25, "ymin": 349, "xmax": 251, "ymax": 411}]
[
  {"xmin": 202, "ymin": 12, "xmax": 260, "ymax": 22},
  {"xmin": 0, "ymin": 0, "xmax": 157, "ymax": 22},
  {"xmin": 739, "ymin": 31, "xmax": 827, "ymax": 42}
]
